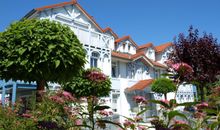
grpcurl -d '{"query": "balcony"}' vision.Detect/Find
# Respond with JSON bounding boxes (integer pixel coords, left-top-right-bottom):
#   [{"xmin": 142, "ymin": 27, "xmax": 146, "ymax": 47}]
[{"xmin": 70, "ymin": 25, "xmax": 113, "ymax": 49}]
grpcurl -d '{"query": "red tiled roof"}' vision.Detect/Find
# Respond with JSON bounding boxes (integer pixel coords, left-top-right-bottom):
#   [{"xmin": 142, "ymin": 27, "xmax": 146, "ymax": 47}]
[
  {"xmin": 36, "ymin": 1, "xmax": 77, "ymax": 11},
  {"xmin": 115, "ymin": 36, "xmax": 138, "ymax": 48},
  {"xmin": 138, "ymin": 43, "xmax": 153, "ymax": 49},
  {"xmin": 155, "ymin": 42, "xmax": 173, "ymax": 53},
  {"xmin": 103, "ymin": 27, "xmax": 119, "ymax": 39},
  {"xmin": 126, "ymin": 79, "xmax": 154, "ymax": 92},
  {"xmin": 111, "ymin": 51, "xmax": 130, "ymax": 60},
  {"xmin": 26, "ymin": 0, "xmax": 103, "ymax": 33},
  {"xmin": 150, "ymin": 59, "xmax": 167, "ymax": 68},
  {"xmin": 111, "ymin": 51, "xmax": 167, "ymax": 68}
]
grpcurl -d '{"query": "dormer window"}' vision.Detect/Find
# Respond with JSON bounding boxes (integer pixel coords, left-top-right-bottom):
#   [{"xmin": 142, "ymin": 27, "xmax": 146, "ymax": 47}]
[
  {"xmin": 114, "ymin": 43, "xmax": 117, "ymax": 51},
  {"xmin": 123, "ymin": 43, "xmax": 126, "ymax": 50},
  {"xmin": 128, "ymin": 44, "xmax": 131, "ymax": 51}
]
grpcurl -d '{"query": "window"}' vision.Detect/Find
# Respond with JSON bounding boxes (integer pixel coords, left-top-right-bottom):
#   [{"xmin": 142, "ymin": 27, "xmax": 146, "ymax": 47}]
[
  {"xmin": 114, "ymin": 43, "xmax": 117, "ymax": 51},
  {"xmin": 155, "ymin": 69, "xmax": 160, "ymax": 79},
  {"xmin": 90, "ymin": 52, "xmax": 99, "ymax": 68},
  {"xmin": 123, "ymin": 43, "xmax": 126, "ymax": 50},
  {"xmin": 111, "ymin": 89, "xmax": 120, "ymax": 112},
  {"xmin": 128, "ymin": 44, "xmax": 131, "ymax": 51},
  {"xmin": 112, "ymin": 62, "xmax": 117, "ymax": 77}
]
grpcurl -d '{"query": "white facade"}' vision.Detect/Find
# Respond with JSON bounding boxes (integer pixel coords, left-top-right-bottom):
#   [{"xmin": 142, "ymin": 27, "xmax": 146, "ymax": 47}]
[{"xmin": 23, "ymin": 1, "xmax": 197, "ymax": 122}]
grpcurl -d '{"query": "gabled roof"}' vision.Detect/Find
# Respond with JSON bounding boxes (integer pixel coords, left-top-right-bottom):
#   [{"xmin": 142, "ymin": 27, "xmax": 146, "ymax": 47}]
[
  {"xmin": 23, "ymin": 0, "xmax": 104, "ymax": 33},
  {"xmin": 155, "ymin": 42, "xmax": 173, "ymax": 53},
  {"xmin": 138, "ymin": 43, "xmax": 153, "ymax": 50},
  {"xmin": 111, "ymin": 51, "xmax": 167, "ymax": 68},
  {"xmin": 103, "ymin": 27, "xmax": 119, "ymax": 39},
  {"xmin": 126, "ymin": 79, "xmax": 154, "ymax": 92},
  {"xmin": 111, "ymin": 51, "xmax": 130, "ymax": 60},
  {"xmin": 115, "ymin": 36, "xmax": 138, "ymax": 48}
]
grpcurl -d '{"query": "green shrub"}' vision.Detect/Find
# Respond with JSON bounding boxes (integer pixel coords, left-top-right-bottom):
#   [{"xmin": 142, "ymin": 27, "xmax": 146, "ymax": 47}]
[{"xmin": 151, "ymin": 78, "xmax": 176, "ymax": 99}]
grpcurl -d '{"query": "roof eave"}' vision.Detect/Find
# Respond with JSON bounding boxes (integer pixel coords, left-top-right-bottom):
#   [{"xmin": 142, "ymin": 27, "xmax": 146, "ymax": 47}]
[{"xmin": 22, "ymin": 9, "xmax": 37, "ymax": 19}]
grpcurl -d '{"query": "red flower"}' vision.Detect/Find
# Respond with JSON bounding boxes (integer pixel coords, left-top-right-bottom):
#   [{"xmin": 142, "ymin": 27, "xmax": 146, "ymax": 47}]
[{"xmin": 133, "ymin": 96, "xmax": 146, "ymax": 104}]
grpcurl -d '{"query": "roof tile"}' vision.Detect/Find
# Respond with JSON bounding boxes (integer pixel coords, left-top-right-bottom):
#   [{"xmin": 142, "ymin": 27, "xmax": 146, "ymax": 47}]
[
  {"xmin": 126, "ymin": 79, "xmax": 154, "ymax": 91},
  {"xmin": 155, "ymin": 42, "xmax": 173, "ymax": 53}
]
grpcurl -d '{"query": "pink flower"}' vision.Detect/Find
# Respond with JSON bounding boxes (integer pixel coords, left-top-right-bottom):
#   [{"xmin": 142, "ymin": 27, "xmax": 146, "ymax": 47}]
[
  {"xmin": 123, "ymin": 120, "xmax": 134, "ymax": 127},
  {"xmin": 62, "ymin": 91, "xmax": 75, "ymax": 101},
  {"xmin": 85, "ymin": 70, "xmax": 107, "ymax": 82},
  {"xmin": 133, "ymin": 96, "xmax": 146, "ymax": 104},
  {"xmin": 75, "ymin": 119, "xmax": 82, "ymax": 125},
  {"xmin": 138, "ymin": 125, "xmax": 147, "ymax": 130},
  {"xmin": 160, "ymin": 99, "xmax": 170, "ymax": 105},
  {"xmin": 99, "ymin": 110, "xmax": 113, "ymax": 117},
  {"xmin": 50, "ymin": 95, "xmax": 64, "ymax": 104},
  {"xmin": 172, "ymin": 62, "xmax": 193, "ymax": 75},
  {"xmin": 173, "ymin": 119, "xmax": 187, "ymax": 124},
  {"xmin": 196, "ymin": 102, "xmax": 208, "ymax": 110},
  {"xmin": 21, "ymin": 113, "xmax": 32, "ymax": 118}
]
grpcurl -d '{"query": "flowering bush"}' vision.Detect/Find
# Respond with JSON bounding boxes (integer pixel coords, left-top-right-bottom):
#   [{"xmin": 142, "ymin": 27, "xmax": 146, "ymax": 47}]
[
  {"xmin": 133, "ymin": 96, "xmax": 147, "ymax": 104},
  {"xmin": 63, "ymin": 68, "xmax": 111, "ymax": 97},
  {"xmin": 0, "ymin": 100, "xmax": 37, "ymax": 130},
  {"xmin": 171, "ymin": 63, "xmax": 193, "ymax": 74}
]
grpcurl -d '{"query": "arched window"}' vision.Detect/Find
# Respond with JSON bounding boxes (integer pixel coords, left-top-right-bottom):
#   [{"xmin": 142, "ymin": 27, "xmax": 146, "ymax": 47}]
[{"xmin": 90, "ymin": 52, "xmax": 99, "ymax": 68}]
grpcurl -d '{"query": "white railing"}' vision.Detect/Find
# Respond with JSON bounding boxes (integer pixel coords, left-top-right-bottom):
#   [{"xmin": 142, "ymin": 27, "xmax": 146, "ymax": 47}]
[{"xmin": 63, "ymin": 21, "xmax": 112, "ymax": 49}]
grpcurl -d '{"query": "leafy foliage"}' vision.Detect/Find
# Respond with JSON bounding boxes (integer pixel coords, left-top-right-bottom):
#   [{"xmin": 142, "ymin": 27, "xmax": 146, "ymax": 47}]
[
  {"xmin": 151, "ymin": 78, "xmax": 176, "ymax": 99},
  {"xmin": 63, "ymin": 68, "xmax": 111, "ymax": 97},
  {"xmin": 170, "ymin": 26, "xmax": 220, "ymax": 101},
  {"xmin": 0, "ymin": 19, "xmax": 86, "ymax": 85}
]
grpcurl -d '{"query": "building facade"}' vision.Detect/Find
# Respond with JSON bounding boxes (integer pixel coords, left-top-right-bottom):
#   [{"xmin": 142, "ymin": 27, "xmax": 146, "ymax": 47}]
[{"xmin": 0, "ymin": 0, "xmax": 197, "ymax": 122}]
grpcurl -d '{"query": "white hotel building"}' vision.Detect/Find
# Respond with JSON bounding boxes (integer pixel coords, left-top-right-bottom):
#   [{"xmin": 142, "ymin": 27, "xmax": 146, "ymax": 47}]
[{"xmin": 0, "ymin": 0, "xmax": 197, "ymax": 121}]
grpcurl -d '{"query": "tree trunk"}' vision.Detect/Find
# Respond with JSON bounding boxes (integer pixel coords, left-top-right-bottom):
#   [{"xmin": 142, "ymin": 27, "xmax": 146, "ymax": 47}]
[
  {"xmin": 36, "ymin": 80, "xmax": 46, "ymax": 102},
  {"xmin": 164, "ymin": 93, "xmax": 167, "ymax": 100},
  {"xmin": 37, "ymin": 80, "xmax": 46, "ymax": 91},
  {"xmin": 199, "ymin": 85, "xmax": 205, "ymax": 102},
  {"xmin": 87, "ymin": 96, "xmax": 96, "ymax": 130}
]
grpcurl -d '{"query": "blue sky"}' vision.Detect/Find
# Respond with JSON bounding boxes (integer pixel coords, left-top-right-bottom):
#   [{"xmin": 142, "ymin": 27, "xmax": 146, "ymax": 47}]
[{"xmin": 1, "ymin": 0, "xmax": 220, "ymax": 46}]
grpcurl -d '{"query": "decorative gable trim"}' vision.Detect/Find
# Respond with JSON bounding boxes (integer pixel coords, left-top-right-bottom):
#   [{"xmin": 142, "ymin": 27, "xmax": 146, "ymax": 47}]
[{"xmin": 23, "ymin": 0, "xmax": 104, "ymax": 33}]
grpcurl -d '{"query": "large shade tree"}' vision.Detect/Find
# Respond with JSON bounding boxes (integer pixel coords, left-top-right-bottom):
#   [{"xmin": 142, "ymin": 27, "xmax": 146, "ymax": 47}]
[
  {"xmin": 170, "ymin": 26, "xmax": 220, "ymax": 101},
  {"xmin": 0, "ymin": 19, "xmax": 86, "ymax": 91}
]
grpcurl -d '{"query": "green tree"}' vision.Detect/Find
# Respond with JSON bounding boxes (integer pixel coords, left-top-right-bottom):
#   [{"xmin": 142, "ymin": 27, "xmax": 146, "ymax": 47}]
[
  {"xmin": 0, "ymin": 19, "xmax": 86, "ymax": 91},
  {"xmin": 151, "ymin": 78, "xmax": 176, "ymax": 100}
]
